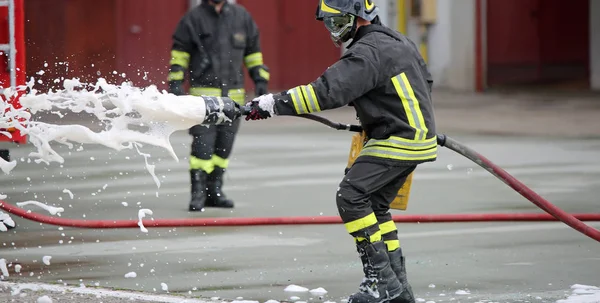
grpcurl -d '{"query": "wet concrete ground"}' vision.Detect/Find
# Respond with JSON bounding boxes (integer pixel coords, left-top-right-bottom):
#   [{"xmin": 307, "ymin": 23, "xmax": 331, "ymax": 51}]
[{"xmin": 1, "ymin": 115, "xmax": 600, "ymax": 302}]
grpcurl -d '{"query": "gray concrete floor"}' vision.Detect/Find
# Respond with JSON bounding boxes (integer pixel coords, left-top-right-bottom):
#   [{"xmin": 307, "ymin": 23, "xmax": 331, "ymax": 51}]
[{"xmin": 1, "ymin": 116, "xmax": 600, "ymax": 303}]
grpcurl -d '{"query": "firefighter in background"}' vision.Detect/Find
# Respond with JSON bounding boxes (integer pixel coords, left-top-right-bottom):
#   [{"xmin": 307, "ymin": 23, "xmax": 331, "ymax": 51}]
[
  {"xmin": 168, "ymin": 0, "xmax": 269, "ymax": 211},
  {"xmin": 245, "ymin": 0, "xmax": 435, "ymax": 302}
]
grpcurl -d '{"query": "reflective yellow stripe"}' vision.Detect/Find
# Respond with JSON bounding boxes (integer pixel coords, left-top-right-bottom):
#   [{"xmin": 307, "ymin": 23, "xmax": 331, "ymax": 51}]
[
  {"xmin": 391, "ymin": 72, "xmax": 428, "ymax": 141},
  {"xmin": 302, "ymin": 84, "xmax": 321, "ymax": 112},
  {"xmin": 355, "ymin": 231, "xmax": 382, "ymax": 243},
  {"xmin": 190, "ymin": 87, "xmax": 221, "ymax": 97},
  {"xmin": 360, "ymin": 146, "xmax": 437, "ymax": 161},
  {"xmin": 258, "ymin": 68, "xmax": 270, "ymax": 81},
  {"xmin": 320, "ymin": 0, "xmax": 341, "ymax": 14},
  {"xmin": 288, "ymin": 85, "xmax": 320, "ymax": 114},
  {"xmin": 384, "ymin": 239, "xmax": 400, "ymax": 251},
  {"xmin": 379, "ymin": 220, "xmax": 397, "ymax": 235},
  {"xmin": 360, "ymin": 135, "xmax": 437, "ymax": 161},
  {"xmin": 190, "ymin": 156, "xmax": 214, "ymax": 173},
  {"xmin": 211, "ymin": 155, "xmax": 229, "ymax": 169},
  {"xmin": 345, "ymin": 213, "xmax": 378, "ymax": 234},
  {"xmin": 364, "ymin": 136, "xmax": 437, "ymax": 150},
  {"xmin": 190, "ymin": 87, "xmax": 246, "ymax": 104},
  {"xmin": 168, "ymin": 71, "xmax": 184, "ymax": 81},
  {"xmin": 244, "ymin": 52, "xmax": 263, "ymax": 69},
  {"xmin": 288, "ymin": 87, "xmax": 308, "ymax": 114},
  {"xmin": 170, "ymin": 50, "xmax": 190, "ymax": 69},
  {"xmin": 228, "ymin": 88, "xmax": 246, "ymax": 105}
]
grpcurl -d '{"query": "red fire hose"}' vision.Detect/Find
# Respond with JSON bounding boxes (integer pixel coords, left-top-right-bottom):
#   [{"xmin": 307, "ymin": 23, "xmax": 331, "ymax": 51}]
[
  {"xmin": 1, "ymin": 112, "xmax": 599, "ymax": 243},
  {"xmin": 0, "ymin": 201, "xmax": 599, "ymax": 229}
]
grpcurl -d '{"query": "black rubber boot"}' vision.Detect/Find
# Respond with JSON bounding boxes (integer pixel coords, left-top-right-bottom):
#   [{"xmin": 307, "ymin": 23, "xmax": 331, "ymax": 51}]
[
  {"xmin": 388, "ymin": 248, "xmax": 416, "ymax": 303},
  {"xmin": 189, "ymin": 169, "xmax": 208, "ymax": 212},
  {"xmin": 348, "ymin": 240, "xmax": 402, "ymax": 303},
  {"xmin": 205, "ymin": 167, "xmax": 234, "ymax": 208}
]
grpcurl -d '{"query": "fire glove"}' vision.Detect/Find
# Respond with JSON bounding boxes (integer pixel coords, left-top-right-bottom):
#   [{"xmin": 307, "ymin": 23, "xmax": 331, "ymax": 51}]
[
  {"xmin": 245, "ymin": 100, "xmax": 271, "ymax": 121},
  {"xmin": 245, "ymin": 94, "xmax": 275, "ymax": 121},
  {"xmin": 168, "ymin": 80, "xmax": 185, "ymax": 96}
]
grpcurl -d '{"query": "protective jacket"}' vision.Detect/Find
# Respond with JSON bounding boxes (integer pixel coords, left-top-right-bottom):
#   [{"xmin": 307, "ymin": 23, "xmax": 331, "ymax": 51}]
[
  {"xmin": 273, "ymin": 24, "xmax": 437, "ymax": 165},
  {"xmin": 168, "ymin": 1, "xmax": 269, "ymax": 104}
]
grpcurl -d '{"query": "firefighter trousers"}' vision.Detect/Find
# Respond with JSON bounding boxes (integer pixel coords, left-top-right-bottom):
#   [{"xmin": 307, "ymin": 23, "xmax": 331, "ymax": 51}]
[
  {"xmin": 188, "ymin": 119, "xmax": 241, "ymax": 173},
  {"xmin": 337, "ymin": 161, "xmax": 416, "ymax": 251}
]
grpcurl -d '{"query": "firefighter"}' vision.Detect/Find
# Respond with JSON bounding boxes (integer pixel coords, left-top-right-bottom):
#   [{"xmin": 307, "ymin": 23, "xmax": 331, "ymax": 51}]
[
  {"xmin": 168, "ymin": 0, "xmax": 269, "ymax": 211},
  {"xmin": 245, "ymin": 1, "xmax": 435, "ymax": 302}
]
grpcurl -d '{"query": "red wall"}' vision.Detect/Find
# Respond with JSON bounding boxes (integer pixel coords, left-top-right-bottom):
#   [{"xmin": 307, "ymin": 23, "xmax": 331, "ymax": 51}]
[
  {"xmin": 238, "ymin": 0, "xmax": 340, "ymax": 92},
  {"xmin": 24, "ymin": 0, "xmax": 339, "ymax": 93},
  {"xmin": 25, "ymin": 0, "xmax": 119, "ymax": 87},
  {"xmin": 486, "ymin": 0, "xmax": 589, "ymax": 87},
  {"xmin": 115, "ymin": 0, "xmax": 188, "ymax": 89}
]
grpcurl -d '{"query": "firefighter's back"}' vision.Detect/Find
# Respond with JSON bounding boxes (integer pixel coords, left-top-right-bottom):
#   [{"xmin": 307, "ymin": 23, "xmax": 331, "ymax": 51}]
[{"xmin": 351, "ymin": 24, "xmax": 437, "ymax": 165}]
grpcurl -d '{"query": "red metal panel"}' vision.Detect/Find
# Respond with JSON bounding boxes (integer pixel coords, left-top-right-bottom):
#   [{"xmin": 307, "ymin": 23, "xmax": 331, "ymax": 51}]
[
  {"xmin": 24, "ymin": 0, "xmax": 118, "ymax": 88},
  {"xmin": 64, "ymin": 0, "xmax": 118, "ymax": 84},
  {"xmin": 0, "ymin": 0, "xmax": 27, "ymax": 145},
  {"xmin": 115, "ymin": 0, "xmax": 188, "ymax": 90},
  {"xmin": 236, "ymin": 0, "xmax": 280, "ymax": 93},
  {"xmin": 538, "ymin": 0, "xmax": 589, "ymax": 83},
  {"xmin": 279, "ymin": 0, "xmax": 339, "ymax": 89},
  {"xmin": 486, "ymin": 0, "xmax": 590, "ymax": 87},
  {"xmin": 486, "ymin": 0, "xmax": 541, "ymax": 86},
  {"xmin": 238, "ymin": 0, "xmax": 339, "ymax": 92}
]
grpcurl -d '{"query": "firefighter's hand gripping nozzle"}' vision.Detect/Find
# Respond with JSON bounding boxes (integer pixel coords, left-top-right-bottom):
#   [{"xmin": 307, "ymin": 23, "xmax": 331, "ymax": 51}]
[{"xmin": 201, "ymin": 96, "xmax": 245, "ymax": 125}]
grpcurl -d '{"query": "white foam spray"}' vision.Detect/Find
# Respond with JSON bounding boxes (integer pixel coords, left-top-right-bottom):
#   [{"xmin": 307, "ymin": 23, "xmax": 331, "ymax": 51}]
[{"xmin": 1, "ymin": 77, "xmax": 210, "ymax": 180}]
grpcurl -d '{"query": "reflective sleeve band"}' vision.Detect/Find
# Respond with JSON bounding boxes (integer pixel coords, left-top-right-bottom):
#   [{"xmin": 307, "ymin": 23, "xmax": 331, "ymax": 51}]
[
  {"xmin": 170, "ymin": 50, "xmax": 191, "ymax": 69},
  {"xmin": 391, "ymin": 72, "xmax": 429, "ymax": 141},
  {"xmin": 258, "ymin": 68, "xmax": 270, "ymax": 81},
  {"xmin": 360, "ymin": 136, "xmax": 437, "ymax": 161},
  {"xmin": 211, "ymin": 154, "xmax": 230, "ymax": 169},
  {"xmin": 190, "ymin": 156, "xmax": 215, "ymax": 173},
  {"xmin": 345, "ymin": 213, "xmax": 378, "ymax": 234},
  {"xmin": 244, "ymin": 52, "xmax": 264, "ymax": 69},
  {"xmin": 287, "ymin": 84, "xmax": 321, "ymax": 114},
  {"xmin": 168, "ymin": 71, "xmax": 184, "ymax": 81}
]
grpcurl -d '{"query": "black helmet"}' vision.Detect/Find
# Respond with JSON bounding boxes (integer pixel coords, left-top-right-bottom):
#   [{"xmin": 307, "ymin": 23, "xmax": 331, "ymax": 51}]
[{"xmin": 315, "ymin": 0, "xmax": 379, "ymax": 22}]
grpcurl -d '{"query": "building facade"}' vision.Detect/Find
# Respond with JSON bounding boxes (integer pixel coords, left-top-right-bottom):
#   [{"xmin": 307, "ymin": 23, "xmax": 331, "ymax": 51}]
[{"xmin": 24, "ymin": 0, "xmax": 600, "ymax": 93}]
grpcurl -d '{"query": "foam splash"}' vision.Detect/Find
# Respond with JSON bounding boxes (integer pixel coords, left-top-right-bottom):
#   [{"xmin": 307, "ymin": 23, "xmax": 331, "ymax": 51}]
[
  {"xmin": 16, "ymin": 201, "xmax": 65, "ymax": 216},
  {"xmin": 0, "ymin": 157, "xmax": 17, "ymax": 174},
  {"xmin": 0, "ymin": 258, "xmax": 8, "ymax": 278},
  {"xmin": 558, "ymin": 284, "xmax": 600, "ymax": 303},
  {"xmin": 137, "ymin": 208, "xmax": 153, "ymax": 233},
  {"xmin": 1, "ymin": 77, "xmax": 209, "ymax": 184}
]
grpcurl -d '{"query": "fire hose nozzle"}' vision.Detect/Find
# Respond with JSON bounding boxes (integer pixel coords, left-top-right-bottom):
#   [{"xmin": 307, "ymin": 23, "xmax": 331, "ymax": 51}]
[
  {"xmin": 436, "ymin": 134, "xmax": 447, "ymax": 147},
  {"xmin": 201, "ymin": 96, "xmax": 247, "ymax": 125}
]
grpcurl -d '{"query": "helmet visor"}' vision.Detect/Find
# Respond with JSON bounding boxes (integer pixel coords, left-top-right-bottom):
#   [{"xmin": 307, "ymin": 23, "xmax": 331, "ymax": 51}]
[{"xmin": 323, "ymin": 14, "xmax": 355, "ymax": 41}]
